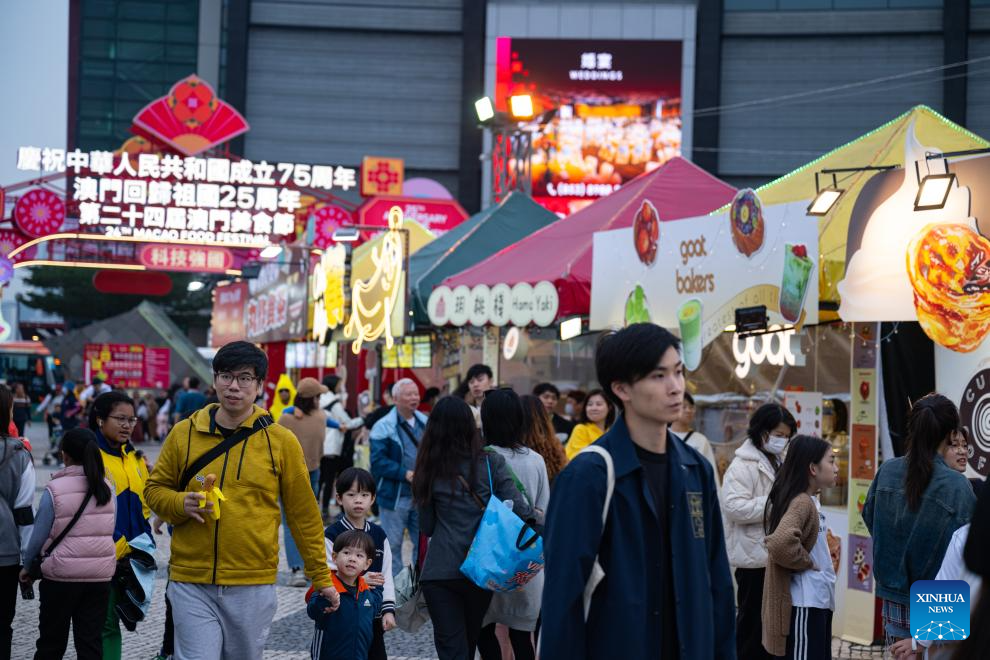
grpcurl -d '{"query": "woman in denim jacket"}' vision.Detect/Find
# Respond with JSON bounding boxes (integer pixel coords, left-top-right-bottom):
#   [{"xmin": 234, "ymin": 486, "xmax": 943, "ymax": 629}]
[{"xmin": 863, "ymin": 393, "xmax": 976, "ymax": 647}]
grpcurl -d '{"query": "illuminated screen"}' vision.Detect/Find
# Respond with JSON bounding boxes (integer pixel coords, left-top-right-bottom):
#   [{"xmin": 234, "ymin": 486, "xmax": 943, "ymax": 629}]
[{"xmin": 495, "ymin": 38, "xmax": 683, "ymax": 216}]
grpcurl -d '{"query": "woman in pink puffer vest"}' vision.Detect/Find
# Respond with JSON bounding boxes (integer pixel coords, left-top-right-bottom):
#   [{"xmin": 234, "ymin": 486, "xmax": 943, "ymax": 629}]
[{"xmin": 19, "ymin": 428, "xmax": 116, "ymax": 660}]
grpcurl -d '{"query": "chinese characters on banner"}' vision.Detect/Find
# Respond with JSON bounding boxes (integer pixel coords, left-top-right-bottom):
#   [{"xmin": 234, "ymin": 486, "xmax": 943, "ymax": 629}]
[
  {"xmin": 427, "ymin": 281, "xmax": 560, "ymax": 328},
  {"xmin": 139, "ymin": 244, "xmax": 233, "ymax": 273},
  {"xmin": 16, "ymin": 147, "xmax": 358, "ymax": 245},
  {"xmin": 84, "ymin": 344, "xmax": 171, "ymax": 389},
  {"xmin": 210, "ymin": 262, "xmax": 308, "ymax": 346}
]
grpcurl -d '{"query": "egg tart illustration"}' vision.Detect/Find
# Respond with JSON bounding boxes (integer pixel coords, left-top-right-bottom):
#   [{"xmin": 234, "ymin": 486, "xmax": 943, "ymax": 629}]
[
  {"xmin": 729, "ymin": 189, "xmax": 765, "ymax": 258},
  {"xmin": 906, "ymin": 223, "xmax": 990, "ymax": 352},
  {"xmin": 632, "ymin": 200, "xmax": 660, "ymax": 266}
]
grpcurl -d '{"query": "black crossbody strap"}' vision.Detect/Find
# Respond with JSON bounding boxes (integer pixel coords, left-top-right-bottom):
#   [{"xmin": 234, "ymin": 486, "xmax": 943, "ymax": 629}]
[
  {"xmin": 43, "ymin": 490, "xmax": 93, "ymax": 558},
  {"xmin": 180, "ymin": 415, "xmax": 274, "ymax": 490},
  {"xmin": 397, "ymin": 419, "xmax": 420, "ymax": 448}
]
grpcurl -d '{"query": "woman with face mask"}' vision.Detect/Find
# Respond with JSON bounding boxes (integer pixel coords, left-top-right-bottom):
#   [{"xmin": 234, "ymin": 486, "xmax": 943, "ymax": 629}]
[{"xmin": 720, "ymin": 402, "xmax": 796, "ymax": 660}]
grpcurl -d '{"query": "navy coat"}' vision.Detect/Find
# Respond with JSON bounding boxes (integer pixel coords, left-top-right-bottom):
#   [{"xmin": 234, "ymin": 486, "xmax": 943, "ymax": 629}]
[{"xmin": 541, "ymin": 416, "xmax": 736, "ymax": 659}]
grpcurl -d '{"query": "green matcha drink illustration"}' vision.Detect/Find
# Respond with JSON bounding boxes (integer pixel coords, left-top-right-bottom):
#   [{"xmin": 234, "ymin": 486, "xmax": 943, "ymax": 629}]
[
  {"xmin": 780, "ymin": 244, "xmax": 814, "ymax": 323},
  {"xmin": 624, "ymin": 285, "xmax": 651, "ymax": 325},
  {"xmin": 677, "ymin": 298, "xmax": 703, "ymax": 370}
]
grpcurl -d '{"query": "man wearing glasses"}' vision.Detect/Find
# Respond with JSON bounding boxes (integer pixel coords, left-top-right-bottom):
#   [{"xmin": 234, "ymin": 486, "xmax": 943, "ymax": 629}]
[{"xmin": 146, "ymin": 341, "xmax": 337, "ymax": 660}]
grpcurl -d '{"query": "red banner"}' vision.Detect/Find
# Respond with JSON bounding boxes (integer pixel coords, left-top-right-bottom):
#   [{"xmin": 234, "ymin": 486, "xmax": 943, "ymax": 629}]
[
  {"xmin": 358, "ymin": 196, "xmax": 468, "ymax": 234},
  {"xmin": 139, "ymin": 243, "xmax": 233, "ymax": 273},
  {"xmin": 84, "ymin": 343, "xmax": 171, "ymax": 389},
  {"xmin": 210, "ymin": 281, "xmax": 248, "ymax": 347}
]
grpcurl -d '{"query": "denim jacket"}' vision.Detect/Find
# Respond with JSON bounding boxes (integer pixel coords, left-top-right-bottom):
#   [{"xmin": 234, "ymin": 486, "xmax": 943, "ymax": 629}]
[
  {"xmin": 369, "ymin": 408, "xmax": 428, "ymax": 510},
  {"xmin": 863, "ymin": 454, "xmax": 975, "ymax": 605}
]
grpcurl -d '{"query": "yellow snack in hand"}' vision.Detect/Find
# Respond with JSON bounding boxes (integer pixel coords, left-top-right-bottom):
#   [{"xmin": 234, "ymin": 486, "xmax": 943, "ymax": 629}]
[{"xmin": 196, "ymin": 473, "xmax": 226, "ymax": 520}]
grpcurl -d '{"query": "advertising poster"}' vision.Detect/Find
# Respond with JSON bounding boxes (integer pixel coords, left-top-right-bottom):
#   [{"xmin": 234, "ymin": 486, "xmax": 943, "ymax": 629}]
[
  {"xmin": 850, "ymin": 424, "xmax": 878, "ymax": 479},
  {"xmin": 852, "ymin": 323, "xmax": 878, "ymax": 369},
  {"xmin": 847, "ymin": 479, "xmax": 872, "ymax": 537},
  {"xmin": 840, "ymin": 129, "xmax": 990, "ymax": 357},
  {"xmin": 590, "ymin": 197, "xmax": 819, "ymax": 358},
  {"xmin": 935, "ymin": 344, "xmax": 990, "ymax": 477},
  {"xmin": 210, "ymin": 281, "xmax": 248, "ymax": 347},
  {"xmin": 851, "ymin": 369, "xmax": 877, "ymax": 426},
  {"xmin": 84, "ymin": 343, "xmax": 170, "ymax": 389},
  {"xmin": 495, "ymin": 38, "xmax": 683, "ymax": 215},
  {"xmin": 784, "ymin": 391, "xmax": 823, "ymax": 436},
  {"xmin": 847, "ymin": 534, "xmax": 874, "ymax": 593},
  {"xmin": 245, "ymin": 261, "xmax": 309, "ymax": 343}
]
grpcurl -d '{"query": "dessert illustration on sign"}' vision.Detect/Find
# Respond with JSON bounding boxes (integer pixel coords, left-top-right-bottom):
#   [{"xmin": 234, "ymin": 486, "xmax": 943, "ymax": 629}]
[
  {"xmin": 779, "ymin": 244, "xmax": 814, "ymax": 323},
  {"xmin": 624, "ymin": 285, "xmax": 651, "ymax": 325},
  {"xmin": 632, "ymin": 200, "xmax": 660, "ymax": 266},
  {"xmin": 907, "ymin": 223, "xmax": 990, "ymax": 352},
  {"xmin": 729, "ymin": 188, "xmax": 765, "ymax": 257},
  {"xmin": 677, "ymin": 298, "xmax": 703, "ymax": 370}
]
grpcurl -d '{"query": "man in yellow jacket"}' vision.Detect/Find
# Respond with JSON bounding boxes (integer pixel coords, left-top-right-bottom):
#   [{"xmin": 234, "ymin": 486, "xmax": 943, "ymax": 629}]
[{"xmin": 145, "ymin": 341, "xmax": 338, "ymax": 660}]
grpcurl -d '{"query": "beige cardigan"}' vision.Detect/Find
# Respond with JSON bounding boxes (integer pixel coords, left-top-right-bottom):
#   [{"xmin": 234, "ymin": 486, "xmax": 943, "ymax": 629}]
[{"xmin": 762, "ymin": 493, "xmax": 819, "ymax": 657}]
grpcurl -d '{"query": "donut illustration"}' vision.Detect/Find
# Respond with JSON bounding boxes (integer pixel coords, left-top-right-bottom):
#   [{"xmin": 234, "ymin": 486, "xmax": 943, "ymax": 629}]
[{"xmin": 729, "ymin": 188, "xmax": 765, "ymax": 258}]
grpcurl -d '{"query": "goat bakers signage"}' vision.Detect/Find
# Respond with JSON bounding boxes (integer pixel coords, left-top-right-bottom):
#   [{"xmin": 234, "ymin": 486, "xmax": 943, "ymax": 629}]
[
  {"xmin": 358, "ymin": 196, "xmax": 468, "ymax": 235},
  {"xmin": 590, "ymin": 191, "xmax": 819, "ymax": 360}
]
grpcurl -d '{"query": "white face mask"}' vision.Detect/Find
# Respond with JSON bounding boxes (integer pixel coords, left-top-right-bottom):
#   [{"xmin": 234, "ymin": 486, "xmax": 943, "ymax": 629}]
[
  {"xmin": 564, "ymin": 403, "xmax": 575, "ymax": 416},
  {"xmin": 764, "ymin": 435, "xmax": 789, "ymax": 456}
]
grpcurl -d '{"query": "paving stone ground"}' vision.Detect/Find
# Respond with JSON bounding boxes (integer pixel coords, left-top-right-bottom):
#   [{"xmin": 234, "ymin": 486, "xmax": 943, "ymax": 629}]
[{"xmin": 10, "ymin": 423, "xmax": 885, "ymax": 659}]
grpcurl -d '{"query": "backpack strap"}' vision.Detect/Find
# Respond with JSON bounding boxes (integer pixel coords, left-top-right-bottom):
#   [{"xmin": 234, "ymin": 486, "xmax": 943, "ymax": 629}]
[{"xmin": 577, "ymin": 445, "xmax": 615, "ymax": 621}]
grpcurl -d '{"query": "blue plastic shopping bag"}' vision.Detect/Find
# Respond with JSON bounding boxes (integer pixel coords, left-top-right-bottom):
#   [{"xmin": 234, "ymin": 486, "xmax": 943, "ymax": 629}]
[{"xmin": 460, "ymin": 457, "xmax": 545, "ymax": 592}]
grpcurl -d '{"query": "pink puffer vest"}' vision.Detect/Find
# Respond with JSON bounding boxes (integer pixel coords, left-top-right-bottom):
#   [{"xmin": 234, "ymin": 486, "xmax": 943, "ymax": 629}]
[{"xmin": 43, "ymin": 466, "xmax": 117, "ymax": 582}]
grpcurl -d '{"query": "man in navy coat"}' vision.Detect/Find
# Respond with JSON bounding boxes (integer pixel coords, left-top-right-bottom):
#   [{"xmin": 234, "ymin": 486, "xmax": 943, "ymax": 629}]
[{"xmin": 542, "ymin": 323, "xmax": 736, "ymax": 659}]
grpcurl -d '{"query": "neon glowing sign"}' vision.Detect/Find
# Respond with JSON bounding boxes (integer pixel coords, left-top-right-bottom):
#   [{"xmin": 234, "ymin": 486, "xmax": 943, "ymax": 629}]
[
  {"xmin": 16, "ymin": 148, "xmax": 357, "ymax": 246},
  {"xmin": 344, "ymin": 206, "xmax": 405, "ymax": 353},
  {"xmin": 311, "ymin": 243, "xmax": 347, "ymax": 344}
]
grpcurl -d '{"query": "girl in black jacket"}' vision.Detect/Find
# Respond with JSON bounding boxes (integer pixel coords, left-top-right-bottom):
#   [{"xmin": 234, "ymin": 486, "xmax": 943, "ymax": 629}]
[{"xmin": 412, "ymin": 396, "xmax": 531, "ymax": 660}]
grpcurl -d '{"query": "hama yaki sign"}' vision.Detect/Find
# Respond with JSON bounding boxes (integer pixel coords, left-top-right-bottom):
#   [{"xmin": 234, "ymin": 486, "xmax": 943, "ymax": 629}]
[{"xmin": 13, "ymin": 76, "xmax": 358, "ymax": 248}]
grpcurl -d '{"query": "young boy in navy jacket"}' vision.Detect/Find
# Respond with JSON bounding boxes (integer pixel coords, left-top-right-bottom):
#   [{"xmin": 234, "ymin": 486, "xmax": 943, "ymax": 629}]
[
  {"xmin": 325, "ymin": 468, "xmax": 396, "ymax": 659},
  {"xmin": 308, "ymin": 529, "xmax": 383, "ymax": 660}
]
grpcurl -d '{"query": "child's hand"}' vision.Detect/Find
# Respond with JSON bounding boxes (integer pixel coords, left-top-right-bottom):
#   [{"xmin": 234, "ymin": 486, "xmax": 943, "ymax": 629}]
[
  {"xmin": 382, "ymin": 612, "xmax": 397, "ymax": 631},
  {"xmin": 365, "ymin": 571, "xmax": 385, "ymax": 587},
  {"xmin": 318, "ymin": 586, "xmax": 341, "ymax": 613}
]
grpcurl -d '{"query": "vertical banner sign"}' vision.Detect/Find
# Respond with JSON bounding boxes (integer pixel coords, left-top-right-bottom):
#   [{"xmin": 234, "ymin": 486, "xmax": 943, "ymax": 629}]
[{"xmin": 843, "ymin": 322, "xmax": 880, "ymax": 644}]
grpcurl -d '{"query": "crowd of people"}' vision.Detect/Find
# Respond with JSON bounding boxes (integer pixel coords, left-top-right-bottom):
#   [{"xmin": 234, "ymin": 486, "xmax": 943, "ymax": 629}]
[{"xmin": 0, "ymin": 324, "xmax": 989, "ymax": 660}]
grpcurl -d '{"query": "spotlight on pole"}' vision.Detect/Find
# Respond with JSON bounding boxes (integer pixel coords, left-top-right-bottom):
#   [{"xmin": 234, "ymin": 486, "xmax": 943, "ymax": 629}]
[
  {"xmin": 509, "ymin": 94, "xmax": 534, "ymax": 120},
  {"xmin": 474, "ymin": 97, "xmax": 495, "ymax": 123}
]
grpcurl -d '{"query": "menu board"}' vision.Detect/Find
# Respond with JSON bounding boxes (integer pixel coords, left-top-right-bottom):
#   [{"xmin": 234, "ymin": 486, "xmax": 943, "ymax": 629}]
[{"xmin": 382, "ymin": 335, "xmax": 433, "ymax": 369}]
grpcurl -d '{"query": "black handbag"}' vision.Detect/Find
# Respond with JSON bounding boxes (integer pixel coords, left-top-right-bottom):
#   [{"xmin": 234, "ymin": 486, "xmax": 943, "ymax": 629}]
[{"xmin": 28, "ymin": 491, "xmax": 92, "ymax": 580}]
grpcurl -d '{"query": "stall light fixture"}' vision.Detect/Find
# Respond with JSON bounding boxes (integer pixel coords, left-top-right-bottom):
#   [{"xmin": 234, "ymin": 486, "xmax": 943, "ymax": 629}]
[
  {"xmin": 474, "ymin": 97, "xmax": 495, "ymax": 123},
  {"xmin": 807, "ymin": 188, "xmax": 844, "ymax": 216},
  {"xmin": 187, "ymin": 280, "xmax": 205, "ymax": 292},
  {"xmin": 560, "ymin": 316, "xmax": 583, "ymax": 341},
  {"xmin": 913, "ymin": 147, "xmax": 990, "ymax": 211},
  {"xmin": 809, "ymin": 165, "xmax": 894, "ymax": 217},
  {"xmin": 332, "ymin": 227, "xmax": 361, "ymax": 243},
  {"xmin": 509, "ymin": 94, "xmax": 534, "ymax": 120},
  {"xmin": 259, "ymin": 245, "xmax": 282, "ymax": 259},
  {"xmin": 914, "ymin": 173, "xmax": 956, "ymax": 211}
]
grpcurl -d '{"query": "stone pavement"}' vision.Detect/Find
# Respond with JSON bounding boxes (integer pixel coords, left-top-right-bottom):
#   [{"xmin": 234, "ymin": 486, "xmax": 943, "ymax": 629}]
[{"xmin": 9, "ymin": 421, "xmax": 885, "ymax": 659}]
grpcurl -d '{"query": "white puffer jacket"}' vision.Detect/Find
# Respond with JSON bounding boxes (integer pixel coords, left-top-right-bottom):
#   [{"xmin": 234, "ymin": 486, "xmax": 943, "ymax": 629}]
[{"xmin": 720, "ymin": 438, "xmax": 777, "ymax": 569}]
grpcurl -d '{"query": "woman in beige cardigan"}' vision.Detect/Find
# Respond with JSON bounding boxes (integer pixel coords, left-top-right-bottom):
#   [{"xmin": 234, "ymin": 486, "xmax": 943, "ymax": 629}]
[{"xmin": 762, "ymin": 435, "xmax": 838, "ymax": 659}]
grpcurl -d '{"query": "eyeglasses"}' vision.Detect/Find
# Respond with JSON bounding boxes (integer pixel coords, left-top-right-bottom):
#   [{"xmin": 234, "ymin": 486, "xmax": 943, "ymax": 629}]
[
  {"xmin": 108, "ymin": 415, "xmax": 139, "ymax": 427},
  {"xmin": 215, "ymin": 372, "xmax": 258, "ymax": 387}
]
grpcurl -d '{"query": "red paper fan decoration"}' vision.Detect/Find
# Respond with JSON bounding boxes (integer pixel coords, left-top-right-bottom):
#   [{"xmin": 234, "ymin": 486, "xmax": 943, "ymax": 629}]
[
  {"xmin": 0, "ymin": 229, "xmax": 38, "ymax": 263},
  {"xmin": 14, "ymin": 189, "xmax": 65, "ymax": 238},
  {"xmin": 313, "ymin": 205, "xmax": 353, "ymax": 249},
  {"xmin": 132, "ymin": 75, "xmax": 249, "ymax": 156}
]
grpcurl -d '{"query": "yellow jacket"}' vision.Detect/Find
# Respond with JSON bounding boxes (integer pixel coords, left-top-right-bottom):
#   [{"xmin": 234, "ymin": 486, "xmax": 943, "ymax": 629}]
[
  {"xmin": 96, "ymin": 432, "xmax": 152, "ymax": 559},
  {"xmin": 565, "ymin": 422, "xmax": 605, "ymax": 461},
  {"xmin": 144, "ymin": 404, "xmax": 331, "ymax": 588},
  {"xmin": 269, "ymin": 374, "xmax": 296, "ymax": 420}
]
